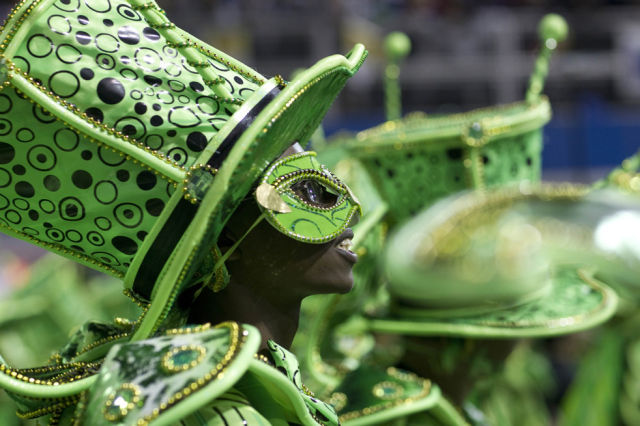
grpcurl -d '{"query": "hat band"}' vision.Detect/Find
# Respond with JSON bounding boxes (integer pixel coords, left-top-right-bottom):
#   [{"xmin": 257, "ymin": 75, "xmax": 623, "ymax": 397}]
[{"xmin": 131, "ymin": 84, "xmax": 282, "ymax": 300}]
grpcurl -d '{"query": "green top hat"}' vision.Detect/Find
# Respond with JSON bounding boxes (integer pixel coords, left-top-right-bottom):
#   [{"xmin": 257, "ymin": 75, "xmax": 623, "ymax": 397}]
[
  {"xmin": 373, "ymin": 184, "xmax": 629, "ymax": 338},
  {"xmin": 339, "ymin": 14, "xmax": 567, "ymax": 223},
  {"xmin": 0, "ymin": 0, "xmax": 366, "ymax": 346}
]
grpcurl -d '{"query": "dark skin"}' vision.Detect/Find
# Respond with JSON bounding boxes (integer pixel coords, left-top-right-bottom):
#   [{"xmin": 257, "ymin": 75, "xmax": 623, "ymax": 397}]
[{"xmin": 189, "ymin": 146, "xmax": 357, "ymax": 351}]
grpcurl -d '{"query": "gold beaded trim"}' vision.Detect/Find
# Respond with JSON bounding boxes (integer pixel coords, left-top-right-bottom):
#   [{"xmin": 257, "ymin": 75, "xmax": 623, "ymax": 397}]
[
  {"xmin": 339, "ymin": 367, "xmax": 431, "ymax": 422},
  {"xmin": 160, "ymin": 344, "xmax": 207, "ymax": 373},
  {"xmin": 103, "ymin": 383, "xmax": 142, "ymax": 422},
  {"xmin": 372, "ymin": 381, "xmax": 403, "ymax": 400},
  {"xmin": 164, "ymin": 322, "xmax": 212, "ymax": 336},
  {"xmin": 16, "ymin": 395, "xmax": 79, "ymax": 419},
  {"xmin": 182, "ymin": 164, "xmax": 218, "ymax": 205},
  {"xmin": 136, "ymin": 321, "xmax": 246, "ymax": 425},
  {"xmin": 73, "ymin": 333, "xmax": 131, "ymax": 359},
  {"xmin": 0, "ymin": 0, "xmax": 42, "ymax": 55},
  {"xmin": 328, "ymin": 392, "xmax": 347, "ymax": 412}
]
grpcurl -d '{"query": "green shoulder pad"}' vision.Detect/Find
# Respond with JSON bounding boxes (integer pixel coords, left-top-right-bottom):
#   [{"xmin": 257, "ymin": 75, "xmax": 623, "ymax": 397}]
[
  {"xmin": 330, "ymin": 366, "xmax": 444, "ymax": 426},
  {"xmin": 79, "ymin": 322, "xmax": 259, "ymax": 425}
]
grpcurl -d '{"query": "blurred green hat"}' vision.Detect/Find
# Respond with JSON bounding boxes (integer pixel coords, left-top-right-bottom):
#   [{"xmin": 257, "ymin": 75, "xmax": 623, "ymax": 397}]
[
  {"xmin": 372, "ymin": 184, "xmax": 630, "ymax": 338},
  {"xmin": 338, "ymin": 14, "xmax": 567, "ymax": 223},
  {"xmin": 0, "ymin": 0, "xmax": 366, "ymax": 346}
]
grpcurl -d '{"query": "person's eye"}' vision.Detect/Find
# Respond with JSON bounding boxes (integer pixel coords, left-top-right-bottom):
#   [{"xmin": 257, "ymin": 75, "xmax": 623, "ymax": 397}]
[{"xmin": 291, "ymin": 179, "xmax": 339, "ymax": 208}]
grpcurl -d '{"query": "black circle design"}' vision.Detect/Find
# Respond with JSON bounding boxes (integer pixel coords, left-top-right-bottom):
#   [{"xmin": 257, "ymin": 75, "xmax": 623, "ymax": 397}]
[
  {"xmin": 186, "ymin": 131, "xmax": 207, "ymax": 152},
  {"xmin": 16, "ymin": 128, "xmax": 35, "ymax": 143},
  {"xmin": 116, "ymin": 169, "xmax": 129, "ymax": 182},
  {"xmin": 136, "ymin": 171, "xmax": 156, "ymax": 190},
  {"xmin": 112, "ymin": 235, "xmax": 138, "ymax": 255},
  {"xmin": 43, "ymin": 175, "xmax": 60, "ymax": 192},
  {"xmin": 95, "ymin": 33, "xmax": 120, "ymax": 53},
  {"xmin": 5, "ymin": 210, "xmax": 21, "ymax": 224},
  {"xmin": 144, "ymin": 87, "xmax": 155, "ymax": 97},
  {"xmin": 113, "ymin": 203, "xmax": 143, "ymax": 228},
  {"xmin": 28, "ymin": 209, "xmax": 38, "ymax": 220},
  {"xmin": 12, "ymin": 165, "xmax": 25, "ymax": 175},
  {"xmin": 12, "ymin": 56, "xmax": 30, "ymax": 73},
  {"xmin": 0, "ymin": 142, "xmax": 15, "ymax": 164},
  {"xmin": 120, "ymin": 55, "xmax": 131, "ymax": 65},
  {"xmin": 39, "ymin": 199, "xmax": 55, "ymax": 213},
  {"xmin": 150, "ymin": 115, "xmax": 163, "ymax": 126},
  {"xmin": 27, "ymin": 145, "xmax": 56, "ymax": 171},
  {"xmin": 189, "ymin": 81, "xmax": 204, "ymax": 92},
  {"xmin": 81, "ymin": 149, "xmax": 92, "ymax": 160},
  {"xmin": 78, "ymin": 15, "xmax": 89, "ymax": 25},
  {"xmin": 143, "ymin": 74, "xmax": 162, "ymax": 87},
  {"xmin": 120, "ymin": 68, "xmax": 138, "ymax": 81},
  {"xmin": 103, "ymin": 18, "xmax": 113, "ymax": 27},
  {"xmin": 116, "ymin": 4, "xmax": 141, "ymax": 21},
  {"xmin": 0, "ymin": 194, "xmax": 8, "ymax": 210},
  {"xmin": 71, "ymin": 170, "xmax": 93, "ymax": 189},
  {"xmin": 137, "ymin": 230, "xmax": 147, "ymax": 241},
  {"xmin": 92, "ymin": 251, "xmax": 121, "ymax": 266},
  {"xmin": 208, "ymin": 58, "xmax": 230, "ymax": 72},
  {"xmin": 234, "ymin": 76, "xmax": 244, "ymax": 85},
  {"xmin": 97, "ymin": 77, "xmax": 125, "ymax": 104},
  {"xmin": 118, "ymin": 26, "xmax": 139, "ymax": 45},
  {"xmin": 27, "ymin": 34, "xmax": 53, "ymax": 58},
  {"xmin": 208, "ymin": 117, "xmax": 227, "ymax": 131},
  {"xmin": 45, "ymin": 227, "xmax": 65, "ymax": 242},
  {"xmin": 22, "ymin": 227, "xmax": 39, "ymax": 236},
  {"xmin": 178, "ymin": 95, "xmax": 189, "ymax": 104},
  {"xmin": 94, "ymin": 180, "xmax": 118, "ymax": 204},
  {"xmin": 114, "ymin": 116, "xmax": 146, "ymax": 139},
  {"xmin": 13, "ymin": 198, "xmax": 29, "ymax": 210},
  {"xmin": 85, "ymin": 107, "xmax": 104, "ymax": 122},
  {"xmin": 0, "ymin": 119, "xmax": 11, "ymax": 136},
  {"xmin": 54, "ymin": 0, "xmax": 80, "ymax": 12},
  {"xmin": 80, "ymin": 68, "xmax": 94, "ymax": 80},
  {"xmin": 152, "ymin": 103, "xmax": 160, "ymax": 111},
  {"xmin": 162, "ymin": 45, "xmax": 178, "ymax": 58},
  {"xmin": 167, "ymin": 147, "xmax": 188, "ymax": 166},
  {"xmin": 142, "ymin": 27, "xmax": 160, "ymax": 42},
  {"xmin": 182, "ymin": 59, "xmax": 198, "ymax": 74},
  {"xmin": 0, "ymin": 95, "xmax": 11, "ymax": 114},
  {"xmin": 33, "ymin": 105, "xmax": 56, "ymax": 123},
  {"xmin": 166, "ymin": 182, "xmax": 175, "ymax": 197},
  {"xmin": 47, "ymin": 14, "xmax": 71, "ymax": 35},
  {"xmin": 145, "ymin": 198, "xmax": 164, "ymax": 216},
  {"xmin": 130, "ymin": 89, "xmax": 143, "ymax": 100},
  {"xmin": 86, "ymin": 0, "xmax": 111, "ymax": 13},
  {"xmin": 168, "ymin": 80, "xmax": 185, "ymax": 92},
  {"xmin": 134, "ymin": 47, "xmax": 162, "ymax": 72},
  {"xmin": 134, "ymin": 102, "xmax": 147, "ymax": 114},
  {"xmin": 238, "ymin": 87, "xmax": 255, "ymax": 97},
  {"xmin": 66, "ymin": 229, "xmax": 82, "ymax": 242},
  {"xmin": 15, "ymin": 181, "xmax": 34, "ymax": 198},
  {"xmin": 48, "ymin": 71, "xmax": 80, "ymax": 98},
  {"xmin": 196, "ymin": 95, "xmax": 220, "ymax": 115},
  {"xmin": 168, "ymin": 107, "xmax": 201, "ymax": 128},
  {"xmin": 56, "ymin": 43, "xmax": 82, "ymax": 64},
  {"xmin": 87, "ymin": 230, "xmax": 105, "ymax": 246},
  {"xmin": 59, "ymin": 196, "xmax": 85, "ymax": 221},
  {"xmin": 164, "ymin": 61, "xmax": 182, "ymax": 77},
  {"xmin": 145, "ymin": 134, "xmax": 163, "ymax": 150},
  {"xmin": 219, "ymin": 76, "xmax": 234, "ymax": 94},
  {"xmin": 54, "ymin": 128, "xmax": 79, "ymax": 151},
  {"xmin": 167, "ymin": 130, "xmax": 176, "ymax": 137},
  {"xmin": 75, "ymin": 31, "xmax": 91, "ymax": 45},
  {"xmin": 156, "ymin": 90, "xmax": 173, "ymax": 104},
  {"xmin": 97, "ymin": 146, "xmax": 126, "ymax": 166},
  {"xmin": 95, "ymin": 216, "xmax": 112, "ymax": 230},
  {"xmin": 96, "ymin": 53, "xmax": 116, "ymax": 70}
]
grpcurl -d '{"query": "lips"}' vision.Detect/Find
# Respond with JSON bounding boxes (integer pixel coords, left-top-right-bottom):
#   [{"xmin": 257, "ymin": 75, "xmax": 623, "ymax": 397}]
[{"xmin": 334, "ymin": 229, "xmax": 358, "ymax": 264}]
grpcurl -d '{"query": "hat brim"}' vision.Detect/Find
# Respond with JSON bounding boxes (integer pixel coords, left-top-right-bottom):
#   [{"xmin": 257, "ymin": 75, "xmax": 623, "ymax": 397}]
[
  {"xmin": 366, "ymin": 266, "xmax": 618, "ymax": 338},
  {"xmin": 130, "ymin": 45, "xmax": 368, "ymax": 340}
]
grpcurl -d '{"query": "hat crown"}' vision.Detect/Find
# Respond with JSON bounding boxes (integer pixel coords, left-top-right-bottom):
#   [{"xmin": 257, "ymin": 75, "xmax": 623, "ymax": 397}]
[{"xmin": 0, "ymin": 0, "xmax": 274, "ymax": 276}]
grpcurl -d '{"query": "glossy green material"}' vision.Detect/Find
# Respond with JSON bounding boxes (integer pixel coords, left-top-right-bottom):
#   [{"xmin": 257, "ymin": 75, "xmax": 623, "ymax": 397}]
[
  {"xmin": 258, "ymin": 151, "xmax": 361, "ymax": 243},
  {"xmin": 381, "ymin": 184, "xmax": 630, "ymax": 337}
]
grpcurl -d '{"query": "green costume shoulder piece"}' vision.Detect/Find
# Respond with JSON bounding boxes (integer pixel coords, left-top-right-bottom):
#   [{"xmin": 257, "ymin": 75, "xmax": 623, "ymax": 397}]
[{"xmin": 78, "ymin": 322, "xmax": 258, "ymax": 425}]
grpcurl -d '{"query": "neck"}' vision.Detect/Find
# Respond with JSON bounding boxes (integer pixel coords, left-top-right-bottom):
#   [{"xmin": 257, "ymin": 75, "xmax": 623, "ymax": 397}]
[{"xmin": 189, "ymin": 280, "xmax": 303, "ymax": 351}]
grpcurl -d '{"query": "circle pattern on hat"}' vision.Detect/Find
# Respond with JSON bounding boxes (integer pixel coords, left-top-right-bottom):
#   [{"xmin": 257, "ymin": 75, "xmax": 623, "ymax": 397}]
[{"xmin": 14, "ymin": 0, "xmax": 261, "ymax": 172}]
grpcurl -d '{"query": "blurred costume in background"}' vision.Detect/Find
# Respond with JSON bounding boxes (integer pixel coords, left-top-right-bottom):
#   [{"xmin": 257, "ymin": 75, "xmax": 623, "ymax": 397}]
[
  {"xmin": 0, "ymin": 0, "xmax": 369, "ymax": 424},
  {"xmin": 293, "ymin": 14, "xmax": 628, "ymax": 426}
]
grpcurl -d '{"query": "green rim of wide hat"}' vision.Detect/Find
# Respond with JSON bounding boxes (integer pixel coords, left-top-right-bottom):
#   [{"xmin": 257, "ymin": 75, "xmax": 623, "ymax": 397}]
[
  {"xmin": 373, "ymin": 185, "xmax": 619, "ymax": 338},
  {"xmin": 0, "ymin": 0, "xmax": 367, "ymax": 336}
]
